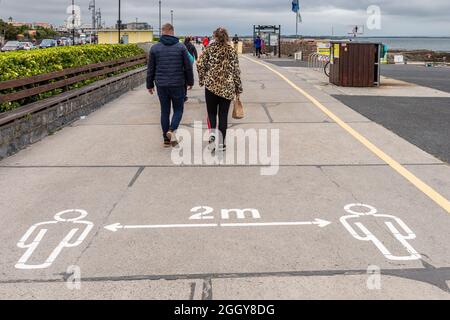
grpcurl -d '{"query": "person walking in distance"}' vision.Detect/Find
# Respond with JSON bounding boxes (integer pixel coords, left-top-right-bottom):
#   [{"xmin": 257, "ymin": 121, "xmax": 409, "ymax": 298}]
[
  {"xmin": 202, "ymin": 36, "xmax": 210, "ymax": 51},
  {"xmin": 232, "ymin": 34, "xmax": 240, "ymax": 52},
  {"xmin": 254, "ymin": 35, "xmax": 262, "ymax": 58},
  {"xmin": 147, "ymin": 23, "xmax": 195, "ymax": 147},
  {"xmin": 197, "ymin": 27, "xmax": 243, "ymax": 152},
  {"xmin": 184, "ymin": 36, "xmax": 198, "ymax": 61},
  {"xmin": 184, "ymin": 36, "xmax": 198, "ymax": 102}
]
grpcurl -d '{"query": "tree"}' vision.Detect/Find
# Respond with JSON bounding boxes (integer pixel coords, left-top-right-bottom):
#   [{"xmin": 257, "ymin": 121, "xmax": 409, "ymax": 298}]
[
  {"xmin": 35, "ymin": 27, "xmax": 58, "ymax": 40},
  {"xmin": 0, "ymin": 19, "xmax": 20, "ymax": 40},
  {"xmin": 0, "ymin": 20, "xmax": 60, "ymax": 41}
]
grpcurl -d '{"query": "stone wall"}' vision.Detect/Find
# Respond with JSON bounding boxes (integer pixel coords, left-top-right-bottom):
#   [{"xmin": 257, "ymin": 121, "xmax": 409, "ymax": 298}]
[
  {"xmin": 0, "ymin": 68, "xmax": 147, "ymax": 160},
  {"xmin": 388, "ymin": 50, "xmax": 450, "ymax": 64},
  {"xmin": 281, "ymin": 40, "xmax": 317, "ymax": 60},
  {"xmin": 242, "ymin": 39, "xmax": 317, "ymax": 61}
]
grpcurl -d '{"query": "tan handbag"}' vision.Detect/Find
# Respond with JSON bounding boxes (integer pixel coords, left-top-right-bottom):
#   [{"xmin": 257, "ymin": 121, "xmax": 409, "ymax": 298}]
[{"xmin": 232, "ymin": 96, "xmax": 244, "ymax": 119}]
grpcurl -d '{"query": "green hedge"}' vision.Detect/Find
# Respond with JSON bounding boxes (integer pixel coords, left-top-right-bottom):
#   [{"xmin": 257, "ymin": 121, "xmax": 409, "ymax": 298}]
[{"xmin": 0, "ymin": 44, "xmax": 146, "ymax": 113}]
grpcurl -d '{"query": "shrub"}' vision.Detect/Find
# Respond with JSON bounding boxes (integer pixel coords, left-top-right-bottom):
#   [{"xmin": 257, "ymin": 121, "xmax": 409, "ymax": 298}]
[{"xmin": 0, "ymin": 44, "xmax": 146, "ymax": 112}]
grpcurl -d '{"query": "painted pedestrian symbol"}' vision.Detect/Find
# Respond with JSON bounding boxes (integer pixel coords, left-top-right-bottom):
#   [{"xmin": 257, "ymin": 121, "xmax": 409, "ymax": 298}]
[
  {"xmin": 16, "ymin": 209, "xmax": 93, "ymax": 270},
  {"xmin": 340, "ymin": 204, "xmax": 421, "ymax": 261}
]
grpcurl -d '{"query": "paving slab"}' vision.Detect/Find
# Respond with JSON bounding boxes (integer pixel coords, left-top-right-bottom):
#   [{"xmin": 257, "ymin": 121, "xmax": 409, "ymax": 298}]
[
  {"xmin": 0, "ymin": 123, "xmax": 387, "ymax": 167},
  {"xmin": 265, "ymin": 102, "xmax": 332, "ymax": 123},
  {"xmin": 0, "ymin": 279, "xmax": 202, "ymax": 300},
  {"xmin": 405, "ymin": 164, "xmax": 450, "ymax": 200},
  {"xmin": 212, "ymin": 275, "xmax": 450, "ymax": 300},
  {"xmin": 0, "ymin": 167, "xmax": 137, "ymax": 281}
]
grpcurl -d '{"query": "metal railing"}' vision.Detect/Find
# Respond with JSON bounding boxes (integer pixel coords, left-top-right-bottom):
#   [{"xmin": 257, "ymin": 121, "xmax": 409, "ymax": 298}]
[
  {"xmin": 308, "ymin": 53, "xmax": 331, "ymax": 77},
  {"xmin": 308, "ymin": 53, "xmax": 330, "ymax": 71}
]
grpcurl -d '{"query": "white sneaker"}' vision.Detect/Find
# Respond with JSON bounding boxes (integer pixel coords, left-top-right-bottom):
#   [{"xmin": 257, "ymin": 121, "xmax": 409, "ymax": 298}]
[
  {"xmin": 167, "ymin": 130, "xmax": 174, "ymax": 142},
  {"xmin": 208, "ymin": 135, "xmax": 216, "ymax": 152},
  {"xmin": 167, "ymin": 130, "xmax": 180, "ymax": 147},
  {"xmin": 217, "ymin": 144, "xmax": 226, "ymax": 152}
]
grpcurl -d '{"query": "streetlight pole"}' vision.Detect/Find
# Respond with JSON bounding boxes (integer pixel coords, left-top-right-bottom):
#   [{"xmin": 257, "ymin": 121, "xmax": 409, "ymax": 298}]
[
  {"xmin": 159, "ymin": 0, "xmax": 162, "ymax": 37},
  {"xmin": 72, "ymin": 0, "xmax": 75, "ymax": 45},
  {"xmin": 89, "ymin": 0, "xmax": 96, "ymax": 44},
  {"xmin": 118, "ymin": 0, "xmax": 122, "ymax": 44},
  {"xmin": 171, "ymin": 10, "xmax": 173, "ymax": 26}
]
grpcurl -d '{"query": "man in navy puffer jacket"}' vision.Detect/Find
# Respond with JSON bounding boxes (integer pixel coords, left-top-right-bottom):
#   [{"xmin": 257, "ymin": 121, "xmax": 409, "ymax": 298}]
[{"xmin": 147, "ymin": 23, "xmax": 194, "ymax": 147}]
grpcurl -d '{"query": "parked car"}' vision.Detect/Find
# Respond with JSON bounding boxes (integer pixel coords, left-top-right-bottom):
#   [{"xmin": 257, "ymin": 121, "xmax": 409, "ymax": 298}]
[
  {"xmin": 57, "ymin": 37, "xmax": 72, "ymax": 46},
  {"xmin": 39, "ymin": 39, "xmax": 57, "ymax": 49},
  {"xmin": 1, "ymin": 41, "xmax": 21, "ymax": 52},
  {"xmin": 18, "ymin": 42, "xmax": 36, "ymax": 51}
]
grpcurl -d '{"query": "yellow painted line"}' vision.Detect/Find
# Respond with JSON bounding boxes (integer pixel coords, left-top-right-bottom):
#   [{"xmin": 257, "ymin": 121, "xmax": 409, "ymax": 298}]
[{"xmin": 243, "ymin": 56, "xmax": 450, "ymax": 214}]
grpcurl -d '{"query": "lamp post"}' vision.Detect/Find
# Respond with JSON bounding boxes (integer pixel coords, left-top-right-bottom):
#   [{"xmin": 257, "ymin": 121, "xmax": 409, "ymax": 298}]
[
  {"xmin": 89, "ymin": 0, "xmax": 96, "ymax": 44},
  {"xmin": 118, "ymin": 0, "xmax": 122, "ymax": 44},
  {"xmin": 171, "ymin": 10, "xmax": 173, "ymax": 26},
  {"xmin": 72, "ymin": 0, "xmax": 76, "ymax": 45},
  {"xmin": 159, "ymin": 0, "xmax": 162, "ymax": 37}
]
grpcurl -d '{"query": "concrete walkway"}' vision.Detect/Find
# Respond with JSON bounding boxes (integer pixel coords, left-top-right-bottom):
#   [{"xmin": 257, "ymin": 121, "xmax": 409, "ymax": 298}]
[{"xmin": 0, "ymin": 56, "xmax": 449, "ymax": 299}]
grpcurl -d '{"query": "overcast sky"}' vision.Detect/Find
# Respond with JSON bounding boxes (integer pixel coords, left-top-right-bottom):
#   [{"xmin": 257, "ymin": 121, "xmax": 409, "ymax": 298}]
[{"xmin": 1, "ymin": 0, "xmax": 450, "ymax": 36}]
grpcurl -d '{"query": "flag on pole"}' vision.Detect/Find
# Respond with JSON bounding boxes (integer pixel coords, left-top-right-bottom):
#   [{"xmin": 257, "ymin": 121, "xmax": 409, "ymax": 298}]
[
  {"xmin": 292, "ymin": 0, "xmax": 299, "ymax": 13},
  {"xmin": 298, "ymin": 11, "xmax": 302, "ymax": 23}
]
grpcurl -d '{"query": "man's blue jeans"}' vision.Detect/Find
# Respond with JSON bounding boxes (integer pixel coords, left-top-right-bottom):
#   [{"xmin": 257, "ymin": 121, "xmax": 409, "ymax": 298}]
[{"xmin": 157, "ymin": 86, "xmax": 185, "ymax": 138}]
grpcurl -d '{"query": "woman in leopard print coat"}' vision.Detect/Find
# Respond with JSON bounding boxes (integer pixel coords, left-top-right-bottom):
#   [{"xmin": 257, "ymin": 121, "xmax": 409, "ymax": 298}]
[{"xmin": 197, "ymin": 27, "xmax": 243, "ymax": 151}]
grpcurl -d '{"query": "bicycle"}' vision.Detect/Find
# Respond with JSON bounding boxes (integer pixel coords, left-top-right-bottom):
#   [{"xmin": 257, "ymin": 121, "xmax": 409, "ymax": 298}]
[{"xmin": 324, "ymin": 61, "xmax": 331, "ymax": 77}]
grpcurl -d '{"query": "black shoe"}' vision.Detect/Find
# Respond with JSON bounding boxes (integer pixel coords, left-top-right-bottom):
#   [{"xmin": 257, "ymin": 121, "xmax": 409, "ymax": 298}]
[
  {"xmin": 163, "ymin": 139, "xmax": 171, "ymax": 148},
  {"xmin": 163, "ymin": 132, "xmax": 171, "ymax": 148}
]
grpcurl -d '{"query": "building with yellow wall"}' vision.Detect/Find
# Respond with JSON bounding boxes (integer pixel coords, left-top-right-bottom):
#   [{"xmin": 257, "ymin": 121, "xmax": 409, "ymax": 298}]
[{"xmin": 97, "ymin": 30, "xmax": 154, "ymax": 44}]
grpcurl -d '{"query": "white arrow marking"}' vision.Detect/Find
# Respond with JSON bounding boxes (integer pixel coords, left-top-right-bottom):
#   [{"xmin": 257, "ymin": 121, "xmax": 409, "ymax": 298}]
[
  {"xmin": 105, "ymin": 223, "xmax": 219, "ymax": 232},
  {"xmin": 221, "ymin": 219, "xmax": 332, "ymax": 228},
  {"xmin": 104, "ymin": 219, "xmax": 331, "ymax": 232}
]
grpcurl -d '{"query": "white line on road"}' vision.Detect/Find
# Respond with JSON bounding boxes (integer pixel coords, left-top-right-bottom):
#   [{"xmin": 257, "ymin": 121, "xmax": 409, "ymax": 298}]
[
  {"xmin": 125, "ymin": 224, "xmax": 219, "ymax": 229},
  {"xmin": 104, "ymin": 219, "xmax": 331, "ymax": 232},
  {"xmin": 221, "ymin": 219, "xmax": 331, "ymax": 228},
  {"xmin": 105, "ymin": 223, "xmax": 218, "ymax": 232}
]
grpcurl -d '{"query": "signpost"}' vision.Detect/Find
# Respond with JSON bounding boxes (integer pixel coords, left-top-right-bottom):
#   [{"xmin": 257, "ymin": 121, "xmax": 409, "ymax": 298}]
[
  {"xmin": 348, "ymin": 25, "xmax": 365, "ymax": 38},
  {"xmin": 253, "ymin": 25, "xmax": 281, "ymax": 58}
]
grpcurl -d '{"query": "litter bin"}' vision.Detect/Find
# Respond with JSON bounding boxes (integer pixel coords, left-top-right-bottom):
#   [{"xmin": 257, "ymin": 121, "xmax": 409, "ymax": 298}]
[{"xmin": 329, "ymin": 41, "xmax": 382, "ymax": 87}]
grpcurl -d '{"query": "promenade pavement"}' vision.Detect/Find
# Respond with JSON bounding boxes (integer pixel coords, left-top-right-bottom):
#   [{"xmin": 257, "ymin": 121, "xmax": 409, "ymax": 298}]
[{"xmin": 0, "ymin": 55, "xmax": 449, "ymax": 299}]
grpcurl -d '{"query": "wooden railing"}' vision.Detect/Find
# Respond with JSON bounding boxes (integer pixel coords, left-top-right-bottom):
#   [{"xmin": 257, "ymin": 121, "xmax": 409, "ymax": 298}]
[{"xmin": 0, "ymin": 54, "xmax": 147, "ymax": 105}]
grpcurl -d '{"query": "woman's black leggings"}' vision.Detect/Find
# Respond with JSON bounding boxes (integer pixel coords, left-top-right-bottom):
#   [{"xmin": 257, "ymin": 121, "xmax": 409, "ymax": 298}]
[{"xmin": 205, "ymin": 88, "xmax": 232, "ymax": 143}]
